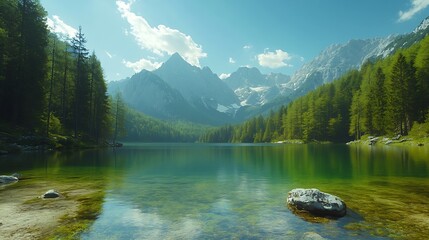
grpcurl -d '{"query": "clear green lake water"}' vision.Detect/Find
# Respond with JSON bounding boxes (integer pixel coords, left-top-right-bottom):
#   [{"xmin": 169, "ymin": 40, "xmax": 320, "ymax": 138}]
[{"xmin": 1, "ymin": 143, "xmax": 429, "ymax": 239}]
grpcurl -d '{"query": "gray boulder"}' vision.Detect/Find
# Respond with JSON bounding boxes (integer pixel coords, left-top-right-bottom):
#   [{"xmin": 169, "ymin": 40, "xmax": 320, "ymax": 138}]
[
  {"xmin": 0, "ymin": 175, "xmax": 19, "ymax": 184},
  {"xmin": 42, "ymin": 189, "xmax": 61, "ymax": 199},
  {"xmin": 287, "ymin": 188, "xmax": 346, "ymax": 218}
]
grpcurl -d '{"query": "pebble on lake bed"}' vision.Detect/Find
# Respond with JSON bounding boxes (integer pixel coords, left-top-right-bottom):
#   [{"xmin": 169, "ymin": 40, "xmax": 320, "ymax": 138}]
[
  {"xmin": 42, "ymin": 189, "xmax": 61, "ymax": 199},
  {"xmin": 287, "ymin": 188, "xmax": 347, "ymax": 218}
]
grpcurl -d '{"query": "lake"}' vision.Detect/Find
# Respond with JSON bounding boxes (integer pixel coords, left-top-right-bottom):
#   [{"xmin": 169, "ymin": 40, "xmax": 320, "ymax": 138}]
[{"xmin": 1, "ymin": 143, "xmax": 428, "ymax": 239}]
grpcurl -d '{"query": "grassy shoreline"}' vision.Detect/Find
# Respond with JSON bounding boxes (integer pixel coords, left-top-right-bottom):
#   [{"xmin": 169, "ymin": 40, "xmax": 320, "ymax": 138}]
[{"xmin": 0, "ymin": 177, "xmax": 105, "ymax": 240}]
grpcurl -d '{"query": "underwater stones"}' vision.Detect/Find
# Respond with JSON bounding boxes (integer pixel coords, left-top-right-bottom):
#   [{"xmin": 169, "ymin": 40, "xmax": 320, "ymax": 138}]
[
  {"xmin": 287, "ymin": 188, "xmax": 346, "ymax": 218},
  {"xmin": 42, "ymin": 189, "xmax": 61, "ymax": 199},
  {"xmin": 301, "ymin": 232, "xmax": 327, "ymax": 240},
  {"xmin": 0, "ymin": 175, "xmax": 19, "ymax": 184}
]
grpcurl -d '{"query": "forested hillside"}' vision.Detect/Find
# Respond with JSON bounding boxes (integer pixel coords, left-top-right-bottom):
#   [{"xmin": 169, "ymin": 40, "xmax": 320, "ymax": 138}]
[
  {"xmin": 123, "ymin": 108, "xmax": 210, "ymax": 142},
  {"xmin": 0, "ymin": 0, "xmax": 110, "ymax": 145},
  {"xmin": 201, "ymin": 35, "xmax": 429, "ymax": 143}
]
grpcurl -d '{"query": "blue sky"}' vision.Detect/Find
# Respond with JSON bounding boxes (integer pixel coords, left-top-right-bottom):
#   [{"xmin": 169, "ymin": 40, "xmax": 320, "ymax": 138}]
[{"xmin": 40, "ymin": 0, "xmax": 429, "ymax": 81}]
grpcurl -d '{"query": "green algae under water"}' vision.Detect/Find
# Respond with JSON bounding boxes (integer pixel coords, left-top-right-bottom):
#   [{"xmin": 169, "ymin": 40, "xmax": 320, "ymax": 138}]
[{"xmin": 1, "ymin": 143, "xmax": 428, "ymax": 239}]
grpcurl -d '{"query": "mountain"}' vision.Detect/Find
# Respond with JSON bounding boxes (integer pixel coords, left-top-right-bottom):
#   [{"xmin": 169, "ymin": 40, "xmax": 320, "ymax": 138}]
[
  {"xmin": 233, "ymin": 16, "xmax": 429, "ymax": 119},
  {"xmin": 108, "ymin": 70, "xmax": 201, "ymax": 121},
  {"xmin": 109, "ymin": 54, "xmax": 242, "ymax": 125},
  {"xmin": 222, "ymin": 67, "xmax": 292, "ymax": 106},
  {"xmin": 109, "ymin": 17, "xmax": 429, "ymax": 126},
  {"xmin": 154, "ymin": 53, "xmax": 240, "ymax": 114},
  {"xmin": 287, "ymin": 37, "xmax": 396, "ymax": 95},
  {"xmin": 287, "ymin": 16, "xmax": 429, "ymax": 95}
]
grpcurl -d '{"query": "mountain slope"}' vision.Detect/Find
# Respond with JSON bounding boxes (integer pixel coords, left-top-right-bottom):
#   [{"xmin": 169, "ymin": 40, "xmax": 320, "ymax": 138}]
[
  {"xmin": 108, "ymin": 70, "xmax": 202, "ymax": 122},
  {"xmin": 109, "ymin": 55, "xmax": 242, "ymax": 125},
  {"xmin": 288, "ymin": 16, "xmax": 429, "ymax": 95},
  {"xmin": 287, "ymin": 37, "xmax": 396, "ymax": 94}
]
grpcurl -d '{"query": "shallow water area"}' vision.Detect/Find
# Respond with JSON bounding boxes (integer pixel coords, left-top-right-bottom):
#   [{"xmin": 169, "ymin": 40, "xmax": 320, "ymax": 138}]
[{"xmin": 1, "ymin": 143, "xmax": 428, "ymax": 239}]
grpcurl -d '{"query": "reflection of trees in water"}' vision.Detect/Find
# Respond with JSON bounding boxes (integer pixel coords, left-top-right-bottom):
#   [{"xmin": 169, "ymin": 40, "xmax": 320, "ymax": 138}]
[
  {"xmin": 349, "ymin": 145, "xmax": 429, "ymax": 178},
  {"xmin": 235, "ymin": 144, "xmax": 353, "ymax": 180}
]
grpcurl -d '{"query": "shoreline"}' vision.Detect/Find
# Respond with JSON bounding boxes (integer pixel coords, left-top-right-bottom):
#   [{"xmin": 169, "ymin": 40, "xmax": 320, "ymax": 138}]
[{"xmin": 346, "ymin": 135, "xmax": 429, "ymax": 147}]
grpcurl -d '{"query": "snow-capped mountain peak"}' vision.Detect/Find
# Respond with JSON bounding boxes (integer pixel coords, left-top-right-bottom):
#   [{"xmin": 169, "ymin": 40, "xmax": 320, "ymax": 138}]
[
  {"xmin": 223, "ymin": 67, "xmax": 291, "ymax": 106},
  {"xmin": 413, "ymin": 16, "xmax": 429, "ymax": 33}
]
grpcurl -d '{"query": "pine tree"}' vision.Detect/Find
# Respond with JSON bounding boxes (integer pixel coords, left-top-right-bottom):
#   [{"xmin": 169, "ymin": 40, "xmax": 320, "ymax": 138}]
[
  {"xmin": 262, "ymin": 118, "xmax": 273, "ymax": 142},
  {"xmin": 386, "ymin": 53, "xmax": 411, "ymax": 135},
  {"xmin": 349, "ymin": 90, "xmax": 363, "ymax": 140},
  {"xmin": 371, "ymin": 67, "xmax": 386, "ymax": 135},
  {"xmin": 88, "ymin": 53, "xmax": 109, "ymax": 143},
  {"xmin": 0, "ymin": 0, "xmax": 48, "ymax": 130},
  {"xmin": 414, "ymin": 36, "xmax": 429, "ymax": 122},
  {"xmin": 46, "ymin": 37, "xmax": 56, "ymax": 136},
  {"xmin": 71, "ymin": 26, "xmax": 89, "ymax": 138},
  {"xmin": 112, "ymin": 92, "xmax": 126, "ymax": 145}
]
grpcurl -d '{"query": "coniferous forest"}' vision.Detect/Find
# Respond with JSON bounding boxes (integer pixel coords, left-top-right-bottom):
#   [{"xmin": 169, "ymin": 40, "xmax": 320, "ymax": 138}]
[
  {"xmin": 200, "ymin": 36, "xmax": 429, "ymax": 143},
  {"xmin": 0, "ymin": 0, "xmax": 110, "ymax": 146}
]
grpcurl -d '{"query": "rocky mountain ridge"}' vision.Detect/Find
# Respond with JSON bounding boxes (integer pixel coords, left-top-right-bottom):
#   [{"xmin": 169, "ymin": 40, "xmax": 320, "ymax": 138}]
[{"xmin": 288, "ymin": 16, "xmax": 429, "ymax": 95}]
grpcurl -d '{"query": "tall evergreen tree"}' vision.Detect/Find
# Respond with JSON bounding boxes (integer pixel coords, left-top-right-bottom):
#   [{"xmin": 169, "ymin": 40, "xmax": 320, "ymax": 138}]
[
  {"xmin": 414, "ymin": 36, "xmax": 429, "ymax": 122},
  {"xmin": 71, "ymin": 26, "xmax": 89, "ymax": 138},
  {"xmin": 112, "ymin": 92, "xmax": 126, "ymax": 144},
  {"xmin": 350, "ymin": 90, "xmax": 363, "ymax": 140},
  {"xmin": 386, "ymin": 53, "xmax": 411, "ymax": 135},
  {"xmin": 88, "ymin": 53, "xmax": 109, "ymax": 143},
  {"xmin": 371, "ymin": 67, "xmax": 386, "ymax": 135},
  {"xmin": 0, "ymin": 0, "xmax": 48, "ymax": 130}
]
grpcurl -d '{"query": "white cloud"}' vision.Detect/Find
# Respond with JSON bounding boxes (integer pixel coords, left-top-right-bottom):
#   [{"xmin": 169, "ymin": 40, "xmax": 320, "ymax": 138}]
[
  {"xmin": 219, "ymin": 73, "xmax": 231, "ymax": 80},
  {"xmin": 399, "ymin": 0, "xmax": 429, "ymax": 22},
  {"xmin": 257, "ymin": 49, "xmax": 292, "ymax": 69},
  {"xmin": 46, "ymin": 15, "xmax": 77, "ymax": 40},
  {"xmin": 123, "ymin": 58, "xmax": 162, "ymax": 72},
  {"xmin": 243, "ymin": 45, "xmax": 252, "ymax": 49},
  {"xmin": 229, "ymin": 57, "xmax": 236, "ymax": 64},
  {"xmin": 116, "ymin": 0, "xmax": 207, "ymax": 67}
]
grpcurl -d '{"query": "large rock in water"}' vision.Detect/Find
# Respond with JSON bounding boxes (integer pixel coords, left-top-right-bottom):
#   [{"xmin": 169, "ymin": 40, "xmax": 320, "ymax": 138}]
[{"xmin": 287, "ymin": 188, "xmax": 346, "ymax": 218}]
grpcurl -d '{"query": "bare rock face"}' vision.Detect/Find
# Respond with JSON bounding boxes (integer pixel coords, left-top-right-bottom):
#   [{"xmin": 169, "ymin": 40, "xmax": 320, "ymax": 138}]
[{"xmin": 287, "ymin": 188, "xmax": 346, "ymax": 218}]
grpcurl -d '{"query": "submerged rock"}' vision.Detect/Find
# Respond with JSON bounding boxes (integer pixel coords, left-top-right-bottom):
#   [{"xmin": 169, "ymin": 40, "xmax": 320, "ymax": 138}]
[
  {"xmin": 0, "ymin": 175, "xmax": 19, "ymax": 184},
  {"xmin": 42, "ymin": 189, "xmax": 61, "ymax": 199},
  {"xmin": 11, "ymin": 173, "xmax": 22, "ymax": 180},
  {"xmin": 287, "ymin": 188, "xmax": 346, "ymax": 218},
  {"xmin": 301, "ymin": 232, "xmax": 327, "ymax": 240}
]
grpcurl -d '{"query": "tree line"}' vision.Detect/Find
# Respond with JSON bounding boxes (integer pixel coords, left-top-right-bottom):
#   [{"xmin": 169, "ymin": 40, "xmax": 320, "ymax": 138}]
[
  {"xmin": 201, "ymin": 35, "xmax": 429, "ymax": 143},
  {"xmin": 0, "ymin": 0, "xmax": 110, "ymax": 144},
  {"xmin": 122, "ymin": 106, "xmax": 209, "ymax": 142}
]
